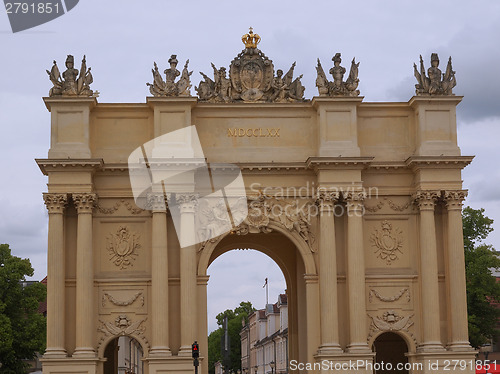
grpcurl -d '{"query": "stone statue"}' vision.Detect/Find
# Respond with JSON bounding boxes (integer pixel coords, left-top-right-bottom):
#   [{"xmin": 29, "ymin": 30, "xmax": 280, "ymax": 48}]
[
  {"xmin": 316, "ymin": 53, "xmax": 360, "ymax": 97},
  {"xmin": 413, "ymin": 53, "xmax": 456, "ymax": 95},
  {"xmin": 196, "ymin": 28, "xmax": 305, "ymax": 103},
  {"xmin": 47, "ymin": 55, "xmax": 94, "ymax": 97},
  {"xmin": 147, "ymin": 54, "xmax": 192, "ymax": 97}
]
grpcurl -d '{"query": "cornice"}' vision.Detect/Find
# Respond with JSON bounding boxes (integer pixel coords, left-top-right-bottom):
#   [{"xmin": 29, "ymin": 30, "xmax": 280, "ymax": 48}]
[
  {"xmin": 42, "ymin": 96, "xmax": 98, "ymax": 111},
  {"xmin": 408, "ymin": 95, "xmax": 463, "ymax": 107},
  {"xmin": 306, "ymin": 157, "xmax": 373, "ymax": 171},
  {"xmin": 405, "ymin": 156, "xmax": 474, "ymax": 170},
  {"xmin": 36, "ymin": 158, "xmax": 104, "ymax": 175}
]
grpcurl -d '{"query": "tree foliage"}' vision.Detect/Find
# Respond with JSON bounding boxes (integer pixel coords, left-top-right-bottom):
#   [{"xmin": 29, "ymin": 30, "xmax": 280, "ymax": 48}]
[
  {"xmin": 463, "ymin": 207, "xmax": 500, "ymax": 348},
  {"xmin": 208, "ymin": 301, "xmax": 255, "ymax": 374},
  {"xmin": 0, "ymin": 244, "xmax": 46, "ymax": 374}
]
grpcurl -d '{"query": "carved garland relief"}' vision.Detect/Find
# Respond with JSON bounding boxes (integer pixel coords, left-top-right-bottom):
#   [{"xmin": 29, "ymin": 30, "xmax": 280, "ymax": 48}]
[
  {"xmin": 102, "ymin": 291, "xmax": 145, "ymax": 307},
  {"xmin": 368, "ymin": 288, "xmax": 410, "ymax": 303},
  {"xmin": 106, "ymin": 226, "xmax": 141, "ymax": 270}
]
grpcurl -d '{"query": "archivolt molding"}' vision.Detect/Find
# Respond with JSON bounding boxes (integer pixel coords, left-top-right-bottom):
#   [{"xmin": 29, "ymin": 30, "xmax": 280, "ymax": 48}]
[
  {"xmin": 97, "ymin": 314, "xmax": 149, "ymax": 355},
  {"xmin": 370, "ymin": 220, "xmax": 404, "ymax": 265},
  {"xmin": 368, "ymin": 288, "xmax": 410, "ymax": 303},
  {"xmin": 102, "ymin": 291, "xmax": 144, "ymax": 307},
  {"xmin": 106, "ymin": 226, "xmax": 141, "ymax": 270}
]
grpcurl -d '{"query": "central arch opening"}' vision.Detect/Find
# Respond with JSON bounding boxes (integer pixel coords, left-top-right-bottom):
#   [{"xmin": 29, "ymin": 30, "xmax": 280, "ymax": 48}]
[{"xmin": 200, "ymin": 229, "xmax": 313, "ymax": 374}]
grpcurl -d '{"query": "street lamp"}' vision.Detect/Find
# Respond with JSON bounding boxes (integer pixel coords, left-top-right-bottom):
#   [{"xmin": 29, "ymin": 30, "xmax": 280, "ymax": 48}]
[{"xmin": 270, "ymin": 361, "xmax": 275, "ymax": 374}]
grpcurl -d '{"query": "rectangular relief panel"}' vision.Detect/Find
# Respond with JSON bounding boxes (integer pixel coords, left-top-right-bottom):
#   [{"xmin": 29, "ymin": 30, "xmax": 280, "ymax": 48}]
[
  {"xmin": 94, "ymin": 219, "xmax": 151, "ymax": 277},
  {"xmin": 98, "ymin": 285, "xmax": 148, "ymax": 315},
  {"xmin": 364, "ymin": 216, "xmax": 415, "ymax": 271}
]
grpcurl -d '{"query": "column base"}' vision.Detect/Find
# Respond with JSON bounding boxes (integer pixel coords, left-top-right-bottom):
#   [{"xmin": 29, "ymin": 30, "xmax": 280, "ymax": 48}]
[
  {"xmin": 43, "ymin": 348, "xmax": 67, "ymax": 359},
  {"xmin": 417, "ymin": 342, "xmax": 446, "ymax": 353},
  {"xmin": 149, "ymin": 346, "xmax": 172, "ymax": 357},
  {"xmin": 72, "ymin": 347, "xmax": 96, "ymax": 358},
  {"xmin": 316, "ymin": 343, "xmax": 343, "ymax": 355},
  {"xmin": 447, "ymin": 341, "xmax": 474, "ymax": 351},
  {"xmin": 178, "ymin": 345, "xmax": 193, "ymax": 357},
  {"xmin": 346, "ymin": 342, "xmax": 372, "ymax": 354},
  {"xmin": 147, "ymin": 355, "xmax": 199, "ymax": 374},
  {"xmin": 313, "ymin": 352, "xmax": 375, "ymax": 374},
  {"xmin": 407, "ymin": 351, "xmax": 477, "ymax": 374}
]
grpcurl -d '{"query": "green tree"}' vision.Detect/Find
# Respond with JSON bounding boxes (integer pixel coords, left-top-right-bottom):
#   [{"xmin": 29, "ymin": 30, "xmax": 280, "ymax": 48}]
[
  {"xmin": 208, "ymin": 301, "xmax": 256, "ymax": 374},
  {"xmin": 0, "ymin": 244, "xmax": 46, "ymax": 374},
  {"xmin": 463, "ymin": 207, "xmax": 500, "ymax": 347}
]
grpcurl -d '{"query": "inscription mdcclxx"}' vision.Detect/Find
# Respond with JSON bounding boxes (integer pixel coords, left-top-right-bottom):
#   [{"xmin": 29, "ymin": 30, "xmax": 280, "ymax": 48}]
[{"xmin": 227, "ymin": 128, "xmax": 280, "ymax": 138}]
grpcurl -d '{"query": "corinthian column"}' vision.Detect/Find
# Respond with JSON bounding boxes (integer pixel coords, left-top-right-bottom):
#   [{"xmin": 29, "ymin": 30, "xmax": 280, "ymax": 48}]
[
  {"xmin": 345, "ymin": 191, "xmax": 370, "ymax": 353},
  {"xmin": 177, "ymin": 193, "xmax": 198, "ymax": 355},
  {"xmin": 147, "ymin": 193, "xmax": 171, "ymax": 356},
  {"xmin": 73, "ymin": 193, "xmax": 97, "ymax": 358},
  {"xmin": 43, "ymin": 193, "xmax": 68, "ymax": 358},
  {"xmin": 444, "ymin": 190, "xmax": 473, "ymax": 351},
  {"xmin": 414, "ymin": 191, "xmax": 444, "ymax": 351},
  {"xmin": 316, "ymin": 190, "xmax": 342, "ymax": 354}
]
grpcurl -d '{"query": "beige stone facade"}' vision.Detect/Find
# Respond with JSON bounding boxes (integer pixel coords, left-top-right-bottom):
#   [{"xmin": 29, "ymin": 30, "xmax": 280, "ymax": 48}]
[{"xmin": 38, "ymin": 78, "xmax": 475, "ymax": 373}]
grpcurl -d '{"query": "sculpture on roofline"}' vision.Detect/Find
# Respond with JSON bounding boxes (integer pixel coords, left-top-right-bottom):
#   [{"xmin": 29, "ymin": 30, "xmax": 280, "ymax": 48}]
[
  {"xmin": 196, "ymin": 28, "xmax": 305, "ymax": 103},
  {"xmin": 147, "ymin": 54, "xmax": 192, "ymax": 97},
  {"xmin": 316, "ymin": 53, "xmax": 360, "ymax": 97},
  {"xmin": 47, "ymin": 55, "xmax": 95, "ymax": 97},
  {"xmin": 413, "ymin": 53, "xmax": 456, "ymax": 95}
]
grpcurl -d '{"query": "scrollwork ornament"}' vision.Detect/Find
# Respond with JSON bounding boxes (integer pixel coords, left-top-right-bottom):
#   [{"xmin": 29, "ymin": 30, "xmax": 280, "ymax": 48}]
[
  {"xmin": 107, "ymin": 226, "xmax": 141, "ymax": 270},
  {"xmin": 73, "ymin": 193, "xmax": 97, "ymax": 213},
  {"xmin": 370, "ymin": 220, "xmax": 404, "ymax": 265},
  {"xmin": 43, "ymin": 193, "xmax": 68, "ymax": 213},
  {"xmin": 97, "ymin": 315, "xmax": 149, "ymax": 351},
  {"xmin": 367, "ymin": 310, "xmax": 416, "ymax": 346}
]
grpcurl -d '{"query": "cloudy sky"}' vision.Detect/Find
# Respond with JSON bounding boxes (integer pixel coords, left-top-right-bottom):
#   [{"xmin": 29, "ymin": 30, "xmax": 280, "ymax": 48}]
[{"xmin": 1, "ymin": 0, "xmax": 499, "ymax": 331}]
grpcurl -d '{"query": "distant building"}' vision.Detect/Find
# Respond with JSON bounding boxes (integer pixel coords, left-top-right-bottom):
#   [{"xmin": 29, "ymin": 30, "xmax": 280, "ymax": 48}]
[{"xmin": 241, "ymin": 294, "xmax": 288, "ymax": 374}]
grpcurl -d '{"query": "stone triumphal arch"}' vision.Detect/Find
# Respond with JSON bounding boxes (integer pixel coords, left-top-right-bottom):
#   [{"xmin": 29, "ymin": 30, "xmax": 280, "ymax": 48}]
[{"xmin": 39, "ymin": 31, "xmax": 476, "ymax": 374}]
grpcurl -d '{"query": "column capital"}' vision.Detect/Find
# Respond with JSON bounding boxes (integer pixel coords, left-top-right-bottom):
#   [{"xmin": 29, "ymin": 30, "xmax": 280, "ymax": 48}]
[
  {"xmin": 412, "ymin": 190, "xmax": 440, "ymax": 211},
  {"xmin": 176, "ymin": 193, "xmax": 198, "ymax": 213},
  {"xmin": 147, "ymin": 192, "xmax": 170, "ymax": 212},
  {"xmin": 344, "ymin": 191, "xmax": 366, "ymax": 213},
  {"xmin": 43, "ymin": 193, "xmax": 68, "ymax": 214},
  {"xmin": 315, "ymin": 189, "xmax": 340, "ymax": 212},
  {"xmin": 443, "ymin": 190, "xmax": 468, "ymax": 211},
  {"xmin": 73, "ymin": 193, "xmax": 97, "ymax": 214}
]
